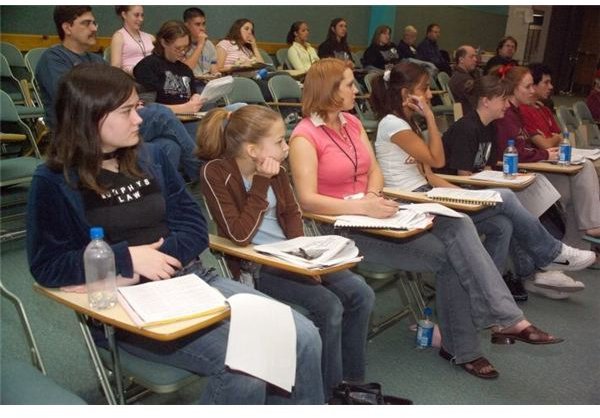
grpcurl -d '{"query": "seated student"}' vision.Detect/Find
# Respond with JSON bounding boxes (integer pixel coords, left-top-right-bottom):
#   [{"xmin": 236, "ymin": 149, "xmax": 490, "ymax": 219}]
[
  {"xmin": 361, "ymin": 25, "xmax": 400, "ymax": 71},
  {"xmin": 493, "ymin": 65, "xmax": 600, "ymax": 244},
  {"xmin": 286, "ymin": 21, "xmax": 320, "ymax": 73},
  {"xmin": 438, "ymin": 74, "xmax": 591, "ymax": 298},
  {"xmin": 396, "ymin": 25, "xmax": 418, "ymax": 61},
  {"xmin": 110, "ymin": 5, "xmax": 154, "ymax": 74},
  {"xmin": 26, "ymin": 63, "xmax": 324, "ymax": 405},
  {"xmin": 134, "ymin": 20, "xmax": 204, "ymax": 115},
  {"xmin": 37, "ymin": 6, "xmax": 200, "ymax": 182},
  {"xmin": 415, "ymin": 23, "xmax": 451, "ymax": 75},
  {"xmin": 290, "ymin": 58, "xmax": 564, "ymax": 381},
  {"xmin": 587, "ymin": 71, "xmax": 600, "ymax": 122},
  {"xmin": 198, "ymin": 105, "xmax": 374, "ymax": 399},
  {"xmin": 216, "ymin": 18, "xmax": 265, "ymax": 72},
  {"xmin": 448, "ymin": 45, "xmax": 481, "ymax": 115},
  {"xmin": 484, "ymin": 36, "xmax": 518, "ymax": 75},
  {"xmin": 317, "ymin": 18, "xmax": 354, "ymax": 68},
  {"xmin": 182, "ymin": 7, "xmax": 219, "ymax": 77}
]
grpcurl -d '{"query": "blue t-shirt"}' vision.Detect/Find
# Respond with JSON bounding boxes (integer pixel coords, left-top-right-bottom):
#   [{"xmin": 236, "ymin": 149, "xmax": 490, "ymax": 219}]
[
  {"xmin": 36, "ymin": 45, "xmax": 105, "ymax": 128},
  {"xmin": 242, "ymin": 177, "xmax": 286, "ymax": 245}
]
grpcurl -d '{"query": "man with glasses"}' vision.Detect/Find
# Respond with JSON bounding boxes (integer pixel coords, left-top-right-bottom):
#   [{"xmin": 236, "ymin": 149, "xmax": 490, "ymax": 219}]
[{"xmin": 36, "ymin": 6, "xmax": 202, "ymax": 181}]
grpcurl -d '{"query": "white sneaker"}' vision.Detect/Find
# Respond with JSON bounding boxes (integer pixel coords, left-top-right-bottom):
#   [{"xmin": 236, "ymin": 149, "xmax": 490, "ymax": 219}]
[
  {"xmin": 523, "ymin": 280, "xmax": 570, "ymax": 300},
  {"xmin": 533, "ymin": 271, "xmax": 585, "ymax": 293},
  {"xmin": 541, "ymin": 244, "xmax": 596, "ymax": 271}
]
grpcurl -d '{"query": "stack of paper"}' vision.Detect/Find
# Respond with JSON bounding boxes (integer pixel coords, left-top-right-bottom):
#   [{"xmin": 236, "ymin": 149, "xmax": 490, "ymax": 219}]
[
  {"xmin": 254, "ymin": 235, "xmax": 362, "ymax": 269},
  {"xmin": 399, "ymin": 203, "xmax": 464, "ymax": 218},
  {"xmin": 470, "ymin": 170, "xmax": 535, "ymax": 185},
  {"xmin": 571, "ymin": 147, "xmax": 600, "ymax": 162},
  {"xmin": 199, "ymin": 75, "xmax": 234, "ymax": 103}
]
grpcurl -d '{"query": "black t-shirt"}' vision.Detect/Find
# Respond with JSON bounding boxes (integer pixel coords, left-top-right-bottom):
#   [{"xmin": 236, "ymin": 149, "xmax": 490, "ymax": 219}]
[
  {"xmin": 362, "ymin": 43, "xmax": 400, "ymax": 69},
  {"xmin": 317, "ymin": 39, "xmax": 353, "ymax": 61},
  {"xmin": 133, "ymin": 54, "xmax": 198, "ymax": 105},
  {"xmin": 396, "ymin": 40, "xmax": 417, "ymax": 60},
  {"xmin": 439, "ymin": 110, "xmax": 497, "ymax": 174},
  {"xmin": 82, "ymin": 169, "xmax": 168, "ymax": 246}
]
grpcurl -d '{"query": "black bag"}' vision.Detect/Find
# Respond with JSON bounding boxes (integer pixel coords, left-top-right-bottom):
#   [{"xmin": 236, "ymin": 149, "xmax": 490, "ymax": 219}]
[
  {"xmin": 328, "ymin": 382, "xmax": 413, "ymax": 405},
  {"xmin": 539, "ymin": 202, "xmax": 567, "ymax": 240}
]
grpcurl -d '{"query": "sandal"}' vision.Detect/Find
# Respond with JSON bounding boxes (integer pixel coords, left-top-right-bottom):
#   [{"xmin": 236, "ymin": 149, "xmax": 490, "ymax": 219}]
[
  {"xmin": 439, "ymin": 347, "xmax": 499, "ymax": 379},
  {"xmin": 491, "ymin": 325, "xmax": 564, "ymax": 345}
]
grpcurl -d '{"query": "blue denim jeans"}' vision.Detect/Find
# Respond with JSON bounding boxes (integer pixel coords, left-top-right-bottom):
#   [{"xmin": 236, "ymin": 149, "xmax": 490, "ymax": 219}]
[
  {"xmin": 138, "ymin": 104, "xmax": 201, "ymax": 181},
  {"xmin": 114, "ymin": 266, "xmax": 324, "ymax": 404},
  {"xmin": 320, "ymin": 216, "xmax": 524, "ymax": 365},
  {"xmin": 470, "ymin": 188, "xmax": 562, "ymax": 279},
  {"xmin": 256, "ymin": 266, "xmax": 374, "ymax": 397}
]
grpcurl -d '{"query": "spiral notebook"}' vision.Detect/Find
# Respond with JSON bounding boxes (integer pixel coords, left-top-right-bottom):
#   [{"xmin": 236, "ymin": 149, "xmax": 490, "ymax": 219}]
[
  {"xmin": 334, "ymin": 210, "xmax": 431, "ymax": 230},
  {"xmin": 425, "ymin": 188, "xmax": 502, "ymax": 206}
]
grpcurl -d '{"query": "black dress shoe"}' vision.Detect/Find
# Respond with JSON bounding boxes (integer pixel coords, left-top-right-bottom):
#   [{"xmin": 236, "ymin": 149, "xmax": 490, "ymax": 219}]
[{"xmin": 503, "ymin": 272, "xmax": 528, "ymax": 302}]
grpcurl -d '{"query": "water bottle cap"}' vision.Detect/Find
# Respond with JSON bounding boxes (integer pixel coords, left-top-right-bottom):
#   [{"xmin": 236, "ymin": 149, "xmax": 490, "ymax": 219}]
[
  {"xmin": 423, "ymin": 307, "xmax": 432, "ymax": 316},
  {"xmin": 256, "ymin": 68, "xmax": 268, "ymax": 79},
  {"xmin": 90, "ymin": 227, "xmax": 104, "ymax": 240},
  {"xmin": 507, "ymin": 139, "xmax": 515, "ymax": 146},
  {"xmin": 563, "ymin": 131, "xmax": 569, "ymax": 138}
]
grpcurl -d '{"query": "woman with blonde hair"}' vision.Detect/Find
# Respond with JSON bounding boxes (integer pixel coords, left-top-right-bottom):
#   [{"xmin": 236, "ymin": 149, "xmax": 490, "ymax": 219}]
[{"xmin": 198, "ymin": 104, "xmax": 374, "ymax": 399}]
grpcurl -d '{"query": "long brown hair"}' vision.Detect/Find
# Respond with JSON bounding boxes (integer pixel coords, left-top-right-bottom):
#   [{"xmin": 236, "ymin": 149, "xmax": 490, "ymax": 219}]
[
  {"xmin": 47, "ymin": 63, "xmax": 143, "ymax": 194},
  {"xmin": 224, "ymin": 18, "xmax": 255, "ymax": 56},
  {"xmin": 369, "ymin": 61, "xmax": 428, "ymax": 121},
  {"xmin": 196, "ymin": 105, "xmax": 282, "ymax": 160},
  {"xmin": 301, "ymin": 58, "xmax": 351, "ymax": 119},
  {"xmin": 153, "ymin": 20, "xmax": 190, "ymax": 58}
]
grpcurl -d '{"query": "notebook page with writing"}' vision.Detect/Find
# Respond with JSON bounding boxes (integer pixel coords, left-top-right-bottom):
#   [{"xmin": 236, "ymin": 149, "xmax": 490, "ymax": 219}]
[
  {"xmin": 335, "ymin": 210, "xmax": 431, "ymax": 230},
  {"xmin": 470, "ymin": 170, "xmax": 535, "ymax": 184}
]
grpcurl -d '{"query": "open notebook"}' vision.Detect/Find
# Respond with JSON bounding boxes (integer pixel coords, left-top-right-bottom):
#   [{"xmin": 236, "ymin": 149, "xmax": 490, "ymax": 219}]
[
  {"xmin": 253, "ymin": 235, "xmax": 362, "ymax": 269},
  {"xmin": 425, "ymin": 187, "xmax": 502, "ymax": 206},
  {"xmin": 199, "ymin": 75, "xmax": 234, "ymax": 103}
]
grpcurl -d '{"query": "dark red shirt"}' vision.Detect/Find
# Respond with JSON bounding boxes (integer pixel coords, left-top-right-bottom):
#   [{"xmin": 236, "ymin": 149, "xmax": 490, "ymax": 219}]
[{"xmin": 519, "ymin": 102, "xmax": 561, "ymax": 137}]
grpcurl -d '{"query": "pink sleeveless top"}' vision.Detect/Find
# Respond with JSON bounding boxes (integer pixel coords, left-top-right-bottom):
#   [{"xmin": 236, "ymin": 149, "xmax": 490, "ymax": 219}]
[
  {"xmin": 117, "ymin": 27, "xmax": 154, "ymax": 73},
  {"xmin": 291, "ymin": 113, "xmax": 371, "ymax": 199}
]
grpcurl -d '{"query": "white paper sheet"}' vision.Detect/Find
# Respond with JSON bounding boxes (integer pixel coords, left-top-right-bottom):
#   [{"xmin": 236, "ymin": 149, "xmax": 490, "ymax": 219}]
[
  {"xmin": 399, "ymin": 203, "xmax": 464, "ymax": 218},
  {"xmin": 225, "ymin": 293, "xmax": 296, "ymax": 392},
  {"xmin": 514, "ymin": 174, "xmax": 561, "ymax": 218}
]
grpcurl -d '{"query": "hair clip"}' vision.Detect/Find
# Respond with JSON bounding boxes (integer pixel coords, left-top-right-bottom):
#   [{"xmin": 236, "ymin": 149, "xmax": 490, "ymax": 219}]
[
  {"xmin": 383, "ymin": 70, "xmax": 391, "ymax": 82},
  {"xmin": 498, "ymin": 63, "xmax": 515, "ymax": 79}
]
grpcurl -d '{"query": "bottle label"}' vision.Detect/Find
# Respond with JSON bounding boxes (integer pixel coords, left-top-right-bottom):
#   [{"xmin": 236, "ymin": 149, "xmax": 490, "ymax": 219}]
[
  {"xmin": 559, "ymin": 144, "xmax": 571, "ymax": 163},
  {"xmin": 416, "ymin": 323, "xmax": 433, "ymax": 348},
  {"xmin": 503, "ymin": 154, "xmax": 518, "ymax": 175}
]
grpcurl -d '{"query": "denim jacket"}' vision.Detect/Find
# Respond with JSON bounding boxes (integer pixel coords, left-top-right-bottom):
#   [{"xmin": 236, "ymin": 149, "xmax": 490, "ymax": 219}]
[{"xmin": 27, "ymin": 144, "xmax": 208, "ymax": 287}]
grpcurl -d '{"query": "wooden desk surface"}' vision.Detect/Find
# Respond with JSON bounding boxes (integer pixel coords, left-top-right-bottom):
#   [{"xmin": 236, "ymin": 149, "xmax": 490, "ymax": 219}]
[
  {"xmin": 517, "ymin": 162, "xmax": 583, "ymax": 175},
  {"xmin": 34, "ymin": 284, "xmax": 230, "ymax": 342},
  {"xmin": 0, "ymin": 133, "xmax": 27, "ymax": 141},
  {"xmin": 209, "ymin": 234, "xmax": 358, "ymax": 278},
  {"xmin": 176, "ymin": 112, "xmax": 206, "ymax": 123},
  {"xmin": 436, "ymin": 173, "xmax": 536, "ymax": 190},
  {"xmin": 383, "ymin": 188, "xmax": 487, "ymax": 212},
  {"xmin": 302, "ymin": 212, "xmax": 431, "ymax": 239}
]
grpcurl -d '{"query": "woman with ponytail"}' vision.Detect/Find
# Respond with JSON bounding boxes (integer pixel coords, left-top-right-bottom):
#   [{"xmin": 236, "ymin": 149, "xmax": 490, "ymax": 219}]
[{"xmin": 198, "ymin": 105, "xmax": 374, "ymax": 400}]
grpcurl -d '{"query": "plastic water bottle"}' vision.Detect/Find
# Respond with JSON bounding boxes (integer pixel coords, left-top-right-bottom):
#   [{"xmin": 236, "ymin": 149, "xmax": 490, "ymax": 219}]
[
  {"xmin": 416, "ymin": 307, "xmax": 434, "ymax": 349},
  {"xmin": 503, "ymin": 139, "xmax": 518, "ymax": 179},
  {"xmin": 83, "ymin": 227, "xmax": 117, "ymax": 310},
  {"xmin": 254, "ymin": 68, "xmax": 268, "ymax": 81},
  {"xmin": 558, "ymin": 131, "xmax": 572, "ymax": 165}
]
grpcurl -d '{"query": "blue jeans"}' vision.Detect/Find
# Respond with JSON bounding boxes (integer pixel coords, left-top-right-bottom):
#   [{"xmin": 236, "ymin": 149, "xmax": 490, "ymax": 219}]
[
  {"xmin": 138, "ymin": 104, "xmax": 201, "ymax": 181},
  {"xmin": 320, "ymin": 216, "xmax": 524, "ymax": 365},
  {"xmin": 114, "ymin": 266, "xmax": 324, "ymax": 404},
  {"xmin": 470, "ymin": 188, "xmax": 562, "ymax": 279},
  {"xmin": 256, "ymin": 266, "xmax": 374, "ymax": 397}
]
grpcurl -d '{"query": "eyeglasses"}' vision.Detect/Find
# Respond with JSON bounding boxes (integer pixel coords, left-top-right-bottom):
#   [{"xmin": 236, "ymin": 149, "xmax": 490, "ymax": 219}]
[
  {"xmin": 78, "ymin": 19, "xmax": 98, "ymax": 29},
  {"xmin": 171, "ymin": 44, "xmax": 190, "ymax": 53}
]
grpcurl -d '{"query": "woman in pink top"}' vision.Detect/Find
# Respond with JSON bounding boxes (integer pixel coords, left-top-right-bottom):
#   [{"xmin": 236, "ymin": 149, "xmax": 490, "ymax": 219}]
[
  {"xmin": 110, "ymin": 5, "xmax": 155, "ymax": 74},
  {"xmin": 216, "ymin": 18, "xmax": 264, "ymax": 72},
  {"xmin": 290, "ymin": 58, "xmax": 563, "ymax": 380}
]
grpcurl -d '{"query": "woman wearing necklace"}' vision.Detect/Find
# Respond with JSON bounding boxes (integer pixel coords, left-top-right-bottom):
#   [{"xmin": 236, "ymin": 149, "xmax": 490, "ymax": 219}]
[
  {"xmin": 289, "ymin": 58, "xmax": 563, "ymax": 381},
  {"xmin": 110, "ymin": 5, "xmax": 155, "ymax": 74},
  {"xmin": 286, "ymin": 21, "xmax": 319, "ymax": 73}
]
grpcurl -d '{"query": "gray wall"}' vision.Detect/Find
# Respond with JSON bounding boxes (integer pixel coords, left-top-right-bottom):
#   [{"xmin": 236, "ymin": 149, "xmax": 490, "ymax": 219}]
[
  {"xmin": 0, "ymin": 5, "xmax": 371, "ymax": 46},
  {"xmin": 0, "ymin": 5, "xmax": 508, "ymax": 51}
]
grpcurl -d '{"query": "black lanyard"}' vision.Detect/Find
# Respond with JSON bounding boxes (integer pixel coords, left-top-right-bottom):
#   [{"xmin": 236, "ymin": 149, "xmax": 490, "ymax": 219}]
[{"xmin": 321, "ymin": 126, "xmax": 358, "ymax": 183}]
